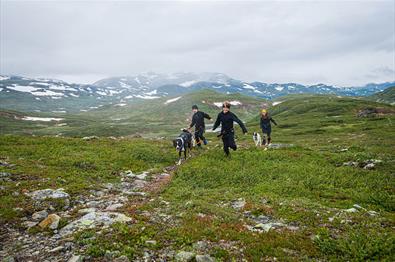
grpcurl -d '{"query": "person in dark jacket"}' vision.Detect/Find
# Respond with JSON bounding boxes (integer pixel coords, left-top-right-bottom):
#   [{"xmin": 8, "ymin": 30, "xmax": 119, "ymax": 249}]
[
  {"xmin": 212, "ymin": 101, "xmax": 248, "ymax": 156},
  {"xmin": 260, "ymin": 109, "xmax": 277, "ymax": 146},
  {"xmin": 189, "ymin": 105, "xmax": 212, "ymax": 147}
]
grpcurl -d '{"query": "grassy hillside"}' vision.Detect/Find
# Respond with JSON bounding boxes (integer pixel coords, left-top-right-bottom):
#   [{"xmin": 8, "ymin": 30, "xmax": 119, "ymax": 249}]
[
  {"xmin": 0, "ymin": 89, "xmax": 266, "ymax": 137},
  {"xmin": 368, "ymin": 86, "xmax": 395, "ymax": 105},
  {"xmin": 1, "ymin": 94, "xmax": 394, "ymax": 261}
]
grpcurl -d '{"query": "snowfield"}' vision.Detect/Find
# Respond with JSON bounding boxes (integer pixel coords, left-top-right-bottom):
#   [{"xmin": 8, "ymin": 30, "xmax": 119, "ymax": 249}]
[
  {"xmin": 180, "ymin": 80, "xmax": 197, "ymax": 87},
  {"xmin": 21, "ymin": 116, "xmax": 64, "ymax": 122},
  {"xmin": 272, "ymin": 101, "xmax": 284, "ymax": 106},
  {"xmin": 164, "ymin": 96, "xmax": 182, "ymax": 105}
]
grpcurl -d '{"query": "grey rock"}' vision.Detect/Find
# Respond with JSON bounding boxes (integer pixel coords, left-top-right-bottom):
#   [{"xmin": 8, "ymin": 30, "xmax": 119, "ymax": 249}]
[
  {"xmin": 78, "ymin": 208, "xmax": 97, "ymax": 214},
  {"xmin": 231, "ymin": 198, "xmax": 246, "ymax": 210},
  {"xmin": 196, "ymin": 255, "xmax": 215, "ymax": 262},
  {"xmin": 114, "ymin": 255, "xmax": 130, "ymax": 262},
  {"xmin": 363, "ymin": 163, "xmax": 375, "ymax": 170},
  {"xmin": 2, "ymin": 256, "xmax": 15, "ymax": 262},
  {"xmin": 32, "ymin": 210, "xmax": 48, "ymax": 221},
  {"xmin": 22, "ymin": 221, "xmax": 38, "ymax": 228},
  {"xmin": 0, "ymin": 172, "xmax": 12, "ymax": 182},
  {"xmin": 175, "ymin": 251, "xmax": 195, "ymax": 261},
  {"xmin": 82, "ymin": 136, "xmax": 99, "ymax": 141},
  {"xmin": 105, "ymin": 203, "xmax": 123, "ymax": 211},
  {"xmin": 59, "ymin": 211, "xmax": 132, "ymax": 236},
  {"xmin": 344, "ymin": 207, "xmax": 358, "ymax": 213},
  {"xmin": 27, "ymin": 188, "xmax": 69, "ymax": 200},
  {"xmin": 267, "ymin": 143, "xmax": 294, "ymax": 149},
  {"xmin": 193, "ymin": 241, "xmax": 208, "ymax": 251},
  {"xmin": 49, "ymin": 246, "xmax": 64, "ymax": 253},
  {"xmin": 68, "ymin": 255, "xmax": 84, "ymax": 262}
]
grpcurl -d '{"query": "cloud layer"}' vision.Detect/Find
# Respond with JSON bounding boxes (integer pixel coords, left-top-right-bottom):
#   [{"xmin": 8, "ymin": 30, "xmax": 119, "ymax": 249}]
[{"xmin": 1, "ymin": 0, "xmax": 394, "ymax": 85}]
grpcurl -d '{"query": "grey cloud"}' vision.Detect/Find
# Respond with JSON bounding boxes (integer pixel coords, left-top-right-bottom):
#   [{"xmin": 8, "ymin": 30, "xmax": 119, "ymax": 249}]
[{"xmin": 0, "ymin": 0, "xmax": 394, "ymax": 85}]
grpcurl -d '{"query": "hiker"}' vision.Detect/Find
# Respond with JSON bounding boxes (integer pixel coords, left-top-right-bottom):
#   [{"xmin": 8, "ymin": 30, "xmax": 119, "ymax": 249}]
[
  {"xmin": 212, "ymin": 101, "xmax": 248, "ymax": 157},
  {"xmin": 260, "ymin": 109, "xmax": 277, "ymax": 146},
  {"xmin": 189, "ymin": 105, "xmax": 212, "ymax": 147}
]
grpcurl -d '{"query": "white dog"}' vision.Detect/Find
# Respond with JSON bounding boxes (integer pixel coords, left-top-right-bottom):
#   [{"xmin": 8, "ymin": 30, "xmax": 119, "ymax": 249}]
[{"xmin": 253, "ymin": 132, "xmax": 262, "ymax": 147}]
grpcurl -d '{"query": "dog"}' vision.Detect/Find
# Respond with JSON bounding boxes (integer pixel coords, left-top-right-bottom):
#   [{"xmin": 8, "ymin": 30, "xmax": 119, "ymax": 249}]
[
  {"xmin": 173, "ymin": 129, "xmax": 193, "ymax": 165},
  {"xmin": 253, "ymin": 132, "xmax": 262, "ymax": 147}
]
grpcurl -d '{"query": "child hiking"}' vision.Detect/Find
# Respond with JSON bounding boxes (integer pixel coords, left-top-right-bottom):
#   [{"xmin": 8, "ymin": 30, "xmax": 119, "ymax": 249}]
[
  {"xmin": 189, "ymin": 105, "xmax": 212, "ymax": 147},
  {"xmin": 260, "ymin": 109, "xmax": 277, "ymax": 146},
  {"xmin": 212, "ymin": 101, "xmax": 247, "ymax": 157}
]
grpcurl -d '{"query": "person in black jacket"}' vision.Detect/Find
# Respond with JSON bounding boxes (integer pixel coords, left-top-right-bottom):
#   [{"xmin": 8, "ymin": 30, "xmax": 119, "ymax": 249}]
[
  {"xmin": 212, "ymin": 101, "xmax": 248, "ymax": 156},
  {"xmin": 260, "ymin": 109, "xmax": 277, "ymax": 146},
  {"xmin": 189, "ymin": 105, "xmax": 212, "ymax": 147}
]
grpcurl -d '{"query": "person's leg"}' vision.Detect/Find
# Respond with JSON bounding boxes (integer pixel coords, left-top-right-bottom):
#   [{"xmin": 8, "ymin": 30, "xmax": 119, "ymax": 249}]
[
  {"xmin": 261, "ymin": 129, "xmax": 267, "ymax": 145},
  {"xmin": 222, "ymin": 135, "xmax": 230, "ymax": 156},
  {"xmin": 229, "ymin": 133, "xmax": 237, "ymax": 151},
  {"xmin": 198, "ymin": 129, "xmax": 207, "ymax": 145},
  {"xmin": 194, "ymin": 130, "xmax": 201, "ymax": 147},
  {"xmin": 267, "ymin": 129, "xmax": 272, "ymax": 145}
]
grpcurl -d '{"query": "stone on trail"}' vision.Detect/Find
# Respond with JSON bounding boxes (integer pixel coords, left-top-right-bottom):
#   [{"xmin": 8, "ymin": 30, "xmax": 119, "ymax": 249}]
[
  {"xmin": 49, "ymin": 246, "xmax": 64, "ymax": 253},
  {"xmin": 105, "ymin": 203, "xmax": 124, "ymax": 211},
  {"xmin": 22, "ymin": 221, "xmax": 38, "ymax": 228},
  {"xmin": 32, "ymin": 210, "xmax": 48, "ymax": 221},
  {"xmin": 82, "ymin": 136, "xmax": 99, "ymax": 141},
  {"xmin": 267, "ymin": 143, "xmax": 294, "ymax": 149},
  {"xmin": 113, "ymin": 255, "xmax": 130, "ymax": 262},
  {"xmin": 231, "ymin": 198, "xmax": 246, "ymax": 210},
  {"xmin": 78, "ymin": 207, "xmax": 97, "ymax": 214},
  {"xmin": 27, "ymin": 188, "xmax": 69, "ymax": 200},
  {"xmin": 68, "ymin": 255, "xmax": 84, "ymax": 262},
  {"xmin": 59, "ymin": 211, "xmax": 132, "ymax": 236},
  {"xmin": 196, "ymin": 255, "xmax": 215, "ymax": 262},
  {"xmin": 38, "ymin": 214, "xmax": 61, "ymax": 230},
  {"xmin": 175, "ymin": 251, "xmax": 195, "ymax": 262}
]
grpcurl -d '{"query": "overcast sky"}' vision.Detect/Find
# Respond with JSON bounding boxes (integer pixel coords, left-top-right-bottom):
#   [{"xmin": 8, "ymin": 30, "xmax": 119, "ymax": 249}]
[{"xmin": 1, "ymin": 0, "xmax": 394, "ymax": 86}]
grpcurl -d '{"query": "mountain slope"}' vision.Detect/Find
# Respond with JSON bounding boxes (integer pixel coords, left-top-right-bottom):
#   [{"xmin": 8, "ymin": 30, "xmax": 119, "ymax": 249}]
[
  {"xmin": 1, "ymin": 73, "xmax": 394, "ymax": 113},
  {"xmin": 368, "ymin": 86, "xmax": 395, "ymax": 105},
  {"xmin": 0, "ymin": 89, "xmax": 266, "ymax": 137}
]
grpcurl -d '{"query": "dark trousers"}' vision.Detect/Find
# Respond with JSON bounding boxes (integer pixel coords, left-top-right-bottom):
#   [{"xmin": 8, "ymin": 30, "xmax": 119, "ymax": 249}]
[
  {"xmin": 222, "ymin": 132, "xmax": 237, "ymax": 156},
  {"xmin": 194, "ymin": 128, "xmax": 205, "ymax": 146},
  {"xmin": 261, "ymin": 128, "xmax": 272, "ymax": 145}
]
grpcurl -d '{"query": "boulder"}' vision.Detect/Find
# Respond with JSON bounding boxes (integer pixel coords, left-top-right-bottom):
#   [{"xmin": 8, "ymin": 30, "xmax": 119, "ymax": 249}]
[
  {"xmin": 175, "ymin": 251, "xmax": 195, "ymax": 262},
  {"xmin": 231, "ymin": 198, "xmax": 246, "ymax": 210},
  {"xmin": 32, "ymin": 210, "xmax": 48, "ymax": 221},
  {"xmin": 196, "ymin": 255, "xmax": 215, "ymax": 262},
  {"xmin": 27, "ymin": 188, "xmax": 69, "ymax": 200},
  {"xmin": 68, "ymin": 255, "xmax": 84, "ymax": 262},
  {"xmin": 59, "ymin": 211, "xmax": 132, "ymax": 236},
  {"xmin": 38, "ymin": 214, "xmax": 61, "ymax": 230}
]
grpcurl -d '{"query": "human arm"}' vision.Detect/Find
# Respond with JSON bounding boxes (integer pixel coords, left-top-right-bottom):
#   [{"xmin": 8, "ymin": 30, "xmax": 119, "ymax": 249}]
[
  {"xmin": 212, "ymin": 113, "xmax": 221, "ymax": 130},
  {"xmin": 189, "ymin": 114, "xmax": 196, "ymax": 128},
  {"xmin": 232, "ymin": 113, "xmax": 248, "ymax": 134},
  {"xmin": 270, "ymin": 117, "xmax": 278, "ymax": 126}
]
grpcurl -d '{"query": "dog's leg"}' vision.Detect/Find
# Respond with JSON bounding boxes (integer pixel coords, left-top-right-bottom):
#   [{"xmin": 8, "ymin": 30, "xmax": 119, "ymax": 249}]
[{"xmin": 177, "ymin": 151, "xmax": 182, "ymax": 165}]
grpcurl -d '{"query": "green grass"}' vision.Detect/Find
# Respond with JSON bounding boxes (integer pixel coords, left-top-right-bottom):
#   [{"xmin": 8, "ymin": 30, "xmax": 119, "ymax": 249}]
[
  {"xmin": 0, "ymin": 136, "xmax": 174, "ymax": 223},
  {"xmin": 1, "ymin": 94, "xmax": 394, "ymax": 260}
]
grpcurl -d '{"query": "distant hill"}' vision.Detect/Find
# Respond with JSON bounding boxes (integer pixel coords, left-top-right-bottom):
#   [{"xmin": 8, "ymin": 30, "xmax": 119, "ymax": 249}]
[
  {"xmin": 0, "ymin": 89, "xmax": 266, "ymax": 137},
  {"xmin": 368, "ymin": 86, "xmax": 395, "ymax": 105},
  {"xmin": 1, "ymin": 73, "xmax": 394, "ymax": 113}
]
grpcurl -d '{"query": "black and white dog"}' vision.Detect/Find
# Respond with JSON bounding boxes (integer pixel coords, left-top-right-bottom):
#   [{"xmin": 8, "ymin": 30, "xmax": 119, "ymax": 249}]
[
  {"xmin": 173, "ymin": 129, "xmax": 193, "ymax": 165},
  {"xmin": 253, "ymin": 132, "xmax": 262, "ymax": 147}
]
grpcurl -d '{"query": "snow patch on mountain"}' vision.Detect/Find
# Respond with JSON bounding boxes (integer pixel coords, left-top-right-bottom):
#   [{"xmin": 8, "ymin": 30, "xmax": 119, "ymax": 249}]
[
  {"xmin": 272, "ymin": 101, "xmax": 284, "ymax": 106},
  {"xmin": 135, "ymin": 95, "xmax": 160, "ymax": 100},
  {"xmin": 0, "ymin": 76, "xmax": 10, "ymax": 81},
  {"xmin": 22, "ymin": 116, "xmax": 64, "ymax": 122},
  {"xmin": 243, "ymin": 83, "xmax": 256, "ymax": 90},
  {"xmin": 180, "ymin": 80, "xmax": 197, "ymax": 87},
  {"xmin": 164, "ymin": 96, "xmax": 182, "ymax": 104}
]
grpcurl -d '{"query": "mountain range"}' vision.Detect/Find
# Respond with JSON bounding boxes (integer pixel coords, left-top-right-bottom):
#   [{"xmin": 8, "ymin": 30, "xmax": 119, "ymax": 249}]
[{"xmin": 0, "ymin": 73, "xmax": 394, "ymax": 112}]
